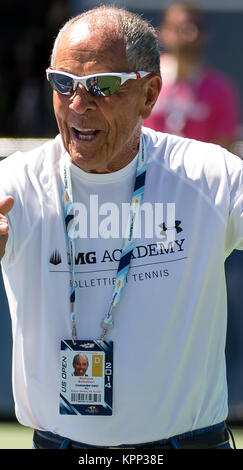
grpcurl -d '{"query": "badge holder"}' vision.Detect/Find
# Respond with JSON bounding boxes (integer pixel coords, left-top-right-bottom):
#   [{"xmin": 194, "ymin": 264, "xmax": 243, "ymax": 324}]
[{"xmin": 60, "ymin": 339, "xmax": 113, "ymax": 416}]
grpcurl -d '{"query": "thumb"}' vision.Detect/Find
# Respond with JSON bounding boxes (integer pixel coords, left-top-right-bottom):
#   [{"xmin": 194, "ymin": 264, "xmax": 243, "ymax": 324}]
[{"xmin": 0, "ymin": 196, "xmax": 14, "ymax": 216}]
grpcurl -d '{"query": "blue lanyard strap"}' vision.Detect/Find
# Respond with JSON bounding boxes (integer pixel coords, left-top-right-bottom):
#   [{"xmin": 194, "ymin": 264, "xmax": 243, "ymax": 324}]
[
  {"xmin": 62, "ymin": 133, "xmax": 148, "ymax": 343},
  {"xmin": 62, "ymin": 164, "xmax": 77, "ymax": 342},
  {"xmin": 100, "ymin": 135, "xmax": 147, "ymax": 340}
]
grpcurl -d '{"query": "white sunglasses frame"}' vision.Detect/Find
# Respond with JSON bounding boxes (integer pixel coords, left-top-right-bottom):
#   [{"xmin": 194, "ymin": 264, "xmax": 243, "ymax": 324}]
[{"xmin": 46, "ymin": 68, "xmax": 153, "ymax": 96}]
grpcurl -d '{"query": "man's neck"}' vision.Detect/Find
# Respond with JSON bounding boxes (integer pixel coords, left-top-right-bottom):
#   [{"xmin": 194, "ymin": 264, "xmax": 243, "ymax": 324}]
[{"xmin": 175, "ymin": 53, "xmax": 201, "ymax": 81}]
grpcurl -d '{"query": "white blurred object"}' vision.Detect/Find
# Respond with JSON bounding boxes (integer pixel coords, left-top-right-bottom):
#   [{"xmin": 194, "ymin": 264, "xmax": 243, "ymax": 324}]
[{"xmin": 0, "ymin": 139, "xmax": 50, "ymax": 158}]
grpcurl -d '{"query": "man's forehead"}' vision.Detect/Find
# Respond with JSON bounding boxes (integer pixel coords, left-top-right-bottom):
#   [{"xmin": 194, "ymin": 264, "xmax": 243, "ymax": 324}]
[
  {"xmin": 66, "ymin": 20, "xmax": 91, "ymax": 44},
  {"xmin": 62, "ymin": 18, "xmax": 121, "ymax": 48},
  {"xmin": 77, "ymin": 355, "xmax": 87, "ymax": 361},
  {"xmin": 57, "ymin": 19, "xmax": 127, "ymax": 70}
]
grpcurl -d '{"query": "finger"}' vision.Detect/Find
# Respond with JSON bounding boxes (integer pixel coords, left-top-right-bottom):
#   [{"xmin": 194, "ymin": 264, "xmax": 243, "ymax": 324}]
[
  {"xmin": 0, "ymin": 196, "xmax": 14, "ymax": 216},
  {"xmin": 0, "ymin": 216, "xmax": 9, "ymax": 235}
]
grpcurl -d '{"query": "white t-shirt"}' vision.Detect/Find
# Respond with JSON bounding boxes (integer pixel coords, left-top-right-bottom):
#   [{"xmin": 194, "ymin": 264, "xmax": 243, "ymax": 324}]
[{"xmin": 0, "ymin": 127, "xmax": 242, "ymax": 445}]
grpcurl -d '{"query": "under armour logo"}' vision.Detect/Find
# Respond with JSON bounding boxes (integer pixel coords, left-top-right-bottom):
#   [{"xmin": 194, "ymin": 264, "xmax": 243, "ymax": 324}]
[
  {"xmin": 159, "ymin": 220, "xmax": 183, "ymax": 237},
  {"xmin": 49, "ymin": 249, "xmax": 62, "ymax": 265}
]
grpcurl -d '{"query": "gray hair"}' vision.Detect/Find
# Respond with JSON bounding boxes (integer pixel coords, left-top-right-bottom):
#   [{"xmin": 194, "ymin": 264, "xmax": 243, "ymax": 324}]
[{"xmin": 50, "ymin": 5, "xmax": 161, "ymax": 75}]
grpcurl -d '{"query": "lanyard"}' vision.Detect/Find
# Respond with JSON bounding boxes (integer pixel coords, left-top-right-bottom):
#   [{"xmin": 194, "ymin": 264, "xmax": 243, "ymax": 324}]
[{"xmin": 62, "ymin": 133, "xmax": 148, "ymax": 343}]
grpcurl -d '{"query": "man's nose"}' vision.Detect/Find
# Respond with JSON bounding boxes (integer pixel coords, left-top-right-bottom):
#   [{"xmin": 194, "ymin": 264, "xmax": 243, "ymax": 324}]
[{"xmin": 69, "ymin": 84, "xmax": 97, "ymax": 113}]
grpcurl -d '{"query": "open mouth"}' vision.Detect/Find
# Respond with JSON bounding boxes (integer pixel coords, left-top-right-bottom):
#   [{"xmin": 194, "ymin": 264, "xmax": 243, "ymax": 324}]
[{"xmin": 72, "ymin": 127, "xmax": 100, "ymax": 141}]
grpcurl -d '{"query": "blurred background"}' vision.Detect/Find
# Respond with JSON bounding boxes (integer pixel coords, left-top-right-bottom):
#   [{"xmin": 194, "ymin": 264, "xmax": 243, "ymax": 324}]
[{"xmin": 0, "ymin": 0, "xmax": 242, "ymax": 446}]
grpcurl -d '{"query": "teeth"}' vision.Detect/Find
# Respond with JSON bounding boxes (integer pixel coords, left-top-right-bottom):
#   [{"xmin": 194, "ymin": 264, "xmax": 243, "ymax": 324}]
[
  {"xmin": 76, "ymin": 128, "xmax": 96, "ymax": 132},
  {"xmin": 77, "ymin": 133, "xmax": 94, "ymax": 141},
  {"xmin": 73, "ymin": 127, "xmax": 98, "ymax": 141}
]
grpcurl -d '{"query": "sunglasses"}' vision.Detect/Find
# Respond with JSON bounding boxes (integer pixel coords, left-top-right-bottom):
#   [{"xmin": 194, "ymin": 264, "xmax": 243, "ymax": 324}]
[{"xmin": 46, "ymin": 68, "xmax": 153, "ymax": 97}]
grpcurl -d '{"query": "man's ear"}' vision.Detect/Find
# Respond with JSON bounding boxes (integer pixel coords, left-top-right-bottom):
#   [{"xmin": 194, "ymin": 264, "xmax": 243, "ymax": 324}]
[{"xmin": 140, "ymin": 75, "xmax": 162, "ymax": 120}]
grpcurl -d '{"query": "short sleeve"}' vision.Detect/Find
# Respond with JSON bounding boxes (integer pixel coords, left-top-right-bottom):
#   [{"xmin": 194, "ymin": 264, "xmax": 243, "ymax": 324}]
[{"xmin": 224, "ymin": 154, "xmax": 243, "ymax": 256}]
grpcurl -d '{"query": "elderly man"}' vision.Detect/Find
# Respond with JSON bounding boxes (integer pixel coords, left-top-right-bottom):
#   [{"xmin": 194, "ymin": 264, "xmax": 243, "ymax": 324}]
[
  {"xmin": 73, "ymin": 354, "xmax": 89, "ymax": 376},
  {"xmin": 0, "ymin": 6, "xmax": 242, "ymax": 450}
]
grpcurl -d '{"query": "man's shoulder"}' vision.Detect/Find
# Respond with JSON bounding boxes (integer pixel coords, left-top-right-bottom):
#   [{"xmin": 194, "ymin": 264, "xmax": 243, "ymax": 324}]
[
  {"xmin": 143, "ymin": 126, "xmax": 241, "ymax": 183},
  {"xmin": 143, "ymin": 126, "xmax": 222, "ymax": 163}
]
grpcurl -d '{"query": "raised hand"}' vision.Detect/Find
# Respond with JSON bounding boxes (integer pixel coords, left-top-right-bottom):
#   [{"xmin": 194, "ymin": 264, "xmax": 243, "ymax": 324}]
[{"xmin": 0, "ymin": 196, "xmax": 14, "ymax": 260}]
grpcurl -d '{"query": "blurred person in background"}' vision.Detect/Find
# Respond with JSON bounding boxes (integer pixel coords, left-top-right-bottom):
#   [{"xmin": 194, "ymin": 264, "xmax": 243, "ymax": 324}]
[{"xmin": 144, "ymin": 1, "xmax": 241, "ymax": 151}]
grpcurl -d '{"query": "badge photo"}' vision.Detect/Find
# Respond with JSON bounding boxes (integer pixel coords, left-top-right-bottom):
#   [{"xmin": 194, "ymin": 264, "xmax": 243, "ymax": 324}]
[{"xmin": 60, "ymin": 339, "xmax": 113, "ymax": 415}]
